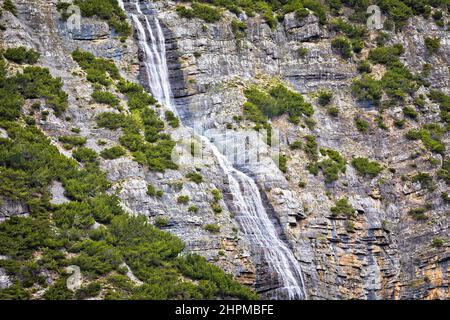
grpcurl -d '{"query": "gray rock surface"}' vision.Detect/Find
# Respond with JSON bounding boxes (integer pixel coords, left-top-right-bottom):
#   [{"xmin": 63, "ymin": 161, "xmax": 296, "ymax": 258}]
[{"xmin": 0, "ymin": 199, "xmax": 29, "ymax": 222}]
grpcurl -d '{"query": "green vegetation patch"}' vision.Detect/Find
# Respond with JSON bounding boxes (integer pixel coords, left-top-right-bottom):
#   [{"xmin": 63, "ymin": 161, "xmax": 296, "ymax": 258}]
[
  {"xmin": 331, "ymin": 198, "xmax": 356, "ymax": 218},
  {"xmin": 331, "ymin": 36, "xmax": 353, "ymax": 59},
  {"xmin": 176, "ymin": 2, "xmax": 222, "ymax": 23},
  {"xmin": 72, "ymin": 49, "xmax": 120, "ymax": 86},
  {"xmin": 317, "ymin": 148, "xmax": 347, "ymax": 183},
  {"xmin": 186, "ymin": 172, "xmax": 203, "ymax": 184},
  {"xmin": 73, "ymin": 50, "xmax": 176, "ymax": 172},
  {"xmin": 352, "ymin": 75, "xmax": 383, "ymax": 106},
  {"xmin": 405, "ymin": 124, "xmax": 446, "ymax": 154},
  {"xmin": 100, "ymin": 146, "xmax": 127, "ymax": 160},
  {"xmin": 91, "ymin": 90, "xmax": 120, "ymax": 107},
  {"xmin": 244, "ymin": 83, "xmax": 313, "ymax": 124},
  {"xmin": 351, "ymin": 157, "xmax": 383, "ymax": 177},
  {"xmin": 2, "ymin": 47, "xmax": 40, "ymax": 64},
  {"xmin": 0, "ymin": 63, "xmax": 255, "ymax": 300},
  {"xmin": 58, "ymin": 0, "xmax": 131, "ymax": 37}
]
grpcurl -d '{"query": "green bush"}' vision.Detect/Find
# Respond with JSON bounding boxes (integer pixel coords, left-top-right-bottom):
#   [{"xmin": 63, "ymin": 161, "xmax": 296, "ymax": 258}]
[
  {"xmin": 204, "ymin": 224, "xmax": 220, "ymax": 234},
  {"xmin": 412, "ymin": 172, "xmax": 434, "ymax": 190},
  {"xmin": 127, "ymin": 91, "xmax": 156, "ymax": 110},
  {"xmin": 331, "ymin": 198, "xmax": 356, "ymax": 218},
  {"xmin": 0, "ymin": 217, "xmax": 54, "ymax": 260},
  {"xmin": 328, "ymin": 106, "xmax": 339, "ymax": 117},
  {"xmin": 177, "ymin": 195, "xmax": 190, "ymax": 204},
  {"xmin": 331, "ymin": 37, "xmax": 353, "ymax": 59},
  {"xmin": 278, "ymin": 154, "xmax": 288, "ymax": 173},
  {"xmin": 75, "ymin": 282, "xmax": 101, "ymax": 300},
  {"xmin": 289, "ymin": 139, "xmax": 302, "ymax": 150},
  {"xmin": 96, "ymin": 112, "xmax": 127, "ymax": 130},
  {"xmin": 330, "ymin": 18, "xmax": 367, "ymax": 40},
  {"xmin": 377, "ymin": 0, "xmax": 413, "ymax": 28},
  {"xmin": 351, "ymin": 75, "xmax": 382, "ymax": 106},
  {"xmin": 176, "ymin": 3, "xmax": 222, "ymax": 23},
  {"xmin": 72, "ymin": 0, "xmax": 130, "ymax": 37},
  {"xmin": 244, "ymin": 84, "xmax": 313, "ymax": 128},
  {"xmin": 146, "ymin": 184, "xmax": 157, "ymax": 197},
  {"xmin": 231, "ymin": 19, "xmax": 247, "ymax": 39},
  {"xmin": 431, "ymin": 238, "xmax": 444, "ymax": 248},
  {"xmin": 357, "ymin": 60, "xmax": 372, "ymax": 74},
  {"xmin": 351, "ymin": 157, "xmax": 383, "ymax": 177},
  {"xmin": 14, "ymin": 66, "xmax": 68, "ymax": 116},
  {"xmin": 73, "ymin": 147, "xmax": 98, "ymax": 164},
  {"xmin": 43, "ymin": 279, "xmax": 73, "ymax": 300},
  {"xmin": 69, "ymin": 240, "xmax": 122, "ymax": 277},
  {"xmin": 59, "ymin": 135, "xmax": 87, "ymax": 148},
  {"xmin": 211, "ymin": 189, "xmax": 222, "ymax": 202},
  {"xmin": 429, "ymin": 90, "xmax": 450, "ymax": 123},
  {"xmin": 408, "ymin": 207, "xmax": 428, "ymax": 221},
  {"xmin": 375, "ymin": 115, "xmax": 388, "ymax": 130},
  {"xmin": 176, "ymin": 5, "xmax": 195, "ymax": 19},
  {"xmin": 3, "ymin": 0, "xmax": 16, "ymax": 16},
  {"xmin": 2, "ymin": 47, "xmax": 40, "ymax": 64},
  {"xmin": 318, "ymin": 90, "xmax": 333, "ymax": 106},
  {"xmin": 155, "ymin": 216, "xmax": 170, "ymax": 227},
  {"xmin": 256, "ymin": 1, "xmax": 278, "ymax": 28},
  {"xmin": 176, "ymin": 254, "xmax": 257, "ymax": 300},
  {"xmin": 425, "ymin": 37, "xmax": 440, "ymax": 54},
  {"xmin": 53, "ymin": 201, "xmax": 95, "ymax": 229},
  {"xmin": 317, "ymin": 148, "xmax": 346, "ymax": 183},
  {"xmin": 304, "ymin": 135, "xmax": 318, "ymax": 160},
  {"xmin": 354, "ymin": 117, "xmax": 369, "ymax": 133},
  {"xmin": 211, "ymin": 202, "xmax": 222, "ymax": 214},
  {"xmin": 403, "ymin": 106, "xmax": 418, "ymax": 119},
  {"xmin": 437, "ymin": 158, "xmax": 449, "ymax": 185},
  {"xmin": 119, "ymin": 131, "xmax": 144, "ymax": 152},
  {"xmin": 405, "ymin": 125, "xmax": 445, "ymax": 154},
  {"xmin": 381, "ymin": 62, "xmax": 417, "ymax": 101},
  {"xmin": 165, "ymin": 111, "xmax": 180, "ymax": 128},
  {"xmin": 72, "ymin": 49, "xmax": 120, "ymax": 86},
  {"xmin": 368, "ymin": 44, "xmax": 404, "ymax": 66},
  {"xmin": 188, "ymin": 205, "xmax": 199, "ymax": 213},
  {"xmin": 186, "ymin": 172, "xmax": 203, "ymax": 184},
  {"xmin": 100, "ymin": 146, "xmax": 126, "ymax": 160},
  {"xmin": 91, "ymin": 90, "xmax": 119, "ymax": 107},
  {"xmin": 243, "ymin": 101, "xmax": 266, "ymax": 124},
  {"xmin": 0, "ymin": 87, "xmax": 23, "ymax": 120}
]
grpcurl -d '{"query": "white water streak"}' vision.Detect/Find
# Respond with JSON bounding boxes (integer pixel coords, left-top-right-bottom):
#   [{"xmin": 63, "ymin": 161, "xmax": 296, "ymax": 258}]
[
  {"xmin": 127, "ymin": 1, "xmax": 307, "ymax": 300},
  {"xmin": 117, "ymin": 0, "xmax": 125, "ymax": 10}
]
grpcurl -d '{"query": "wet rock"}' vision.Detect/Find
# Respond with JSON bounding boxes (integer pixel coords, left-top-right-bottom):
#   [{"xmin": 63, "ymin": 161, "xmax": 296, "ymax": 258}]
[{"xmin": 0, "ymin": 268, "xmax": 12, "ymax": 289}]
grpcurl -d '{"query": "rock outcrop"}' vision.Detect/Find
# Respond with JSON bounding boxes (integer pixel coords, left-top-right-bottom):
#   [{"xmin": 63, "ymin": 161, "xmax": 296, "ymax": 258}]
[{"xmin": 0, "ymin": 0, "xmax": 448, "ymax": 300}]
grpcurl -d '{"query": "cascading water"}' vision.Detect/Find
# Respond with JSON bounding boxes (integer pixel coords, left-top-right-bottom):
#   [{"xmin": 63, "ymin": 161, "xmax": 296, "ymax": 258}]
[{"xmin": 125, "ymin": 0, "xmax": 307, "ymax": 300}]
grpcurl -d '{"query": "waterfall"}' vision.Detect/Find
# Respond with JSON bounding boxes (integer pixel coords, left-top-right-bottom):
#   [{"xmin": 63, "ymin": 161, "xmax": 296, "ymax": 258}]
[
  {"xmin": 130, "ymin": 1, "xmax": 174, "ymax": 109},
  {"xmin": 126, "ymin": 1, "xmax": 307, "ymax": 300},
  {"xmin": 117, "ymin": 0, "xmax": 125, "ymax": 10}
]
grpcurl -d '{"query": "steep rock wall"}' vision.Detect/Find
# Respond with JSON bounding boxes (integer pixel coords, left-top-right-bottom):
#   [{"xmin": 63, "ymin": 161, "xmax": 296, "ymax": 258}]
[{"xmin": 153, "ymin": 0, "xmax": 449, "ymax": 299}]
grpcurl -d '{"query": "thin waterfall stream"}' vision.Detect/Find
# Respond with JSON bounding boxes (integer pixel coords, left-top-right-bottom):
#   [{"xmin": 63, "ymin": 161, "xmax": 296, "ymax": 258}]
[{"xmin": 125, "ymin": 0, "xmax": 307, "ymax": 300}]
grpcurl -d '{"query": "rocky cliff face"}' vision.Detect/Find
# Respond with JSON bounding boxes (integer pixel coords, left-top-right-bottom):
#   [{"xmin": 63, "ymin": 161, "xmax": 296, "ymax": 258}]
[
  {"xmin": 0, "ymin": 0, "xmax": 256, "ymax": 289},
  {"xmin": 154, "ymin": 1, "xmax": 449, "ymax": 299},
  {"xmin": 0, "ymin": 0, "xmax": 448, "ymax": 299}
]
